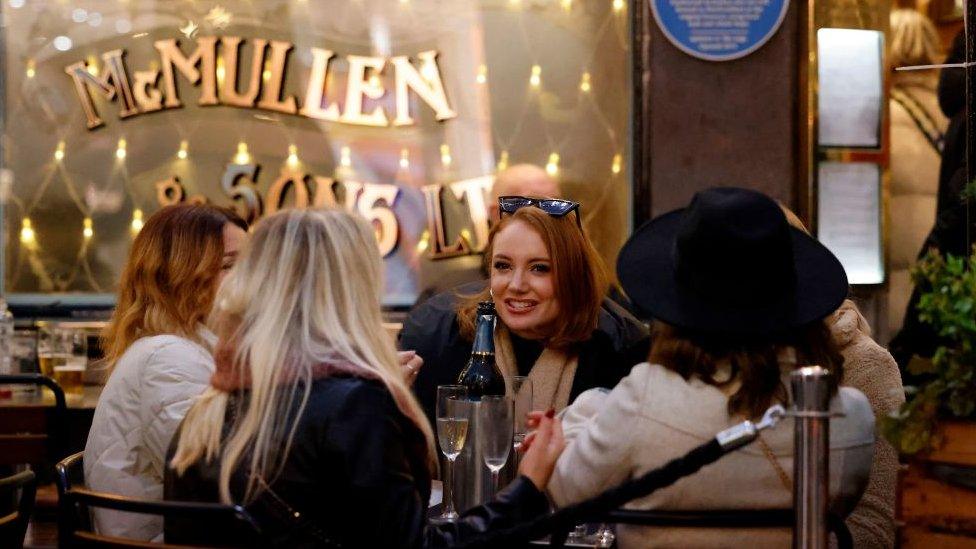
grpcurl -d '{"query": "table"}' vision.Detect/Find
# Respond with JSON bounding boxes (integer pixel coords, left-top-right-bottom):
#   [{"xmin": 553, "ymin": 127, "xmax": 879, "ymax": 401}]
[
  {"xmin": 0, "ymin": 384, "xmax": 104, "ymax": 459},
  {"xmin": 0, "ymin": 384, "xmax": 103, "ymax": 409}
]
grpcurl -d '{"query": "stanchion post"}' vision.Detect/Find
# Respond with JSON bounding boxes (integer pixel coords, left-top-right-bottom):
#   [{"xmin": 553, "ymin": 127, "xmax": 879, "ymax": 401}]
[{"xmin": 791, "ymin": 366, "xmax": 832, "ymax": 549}]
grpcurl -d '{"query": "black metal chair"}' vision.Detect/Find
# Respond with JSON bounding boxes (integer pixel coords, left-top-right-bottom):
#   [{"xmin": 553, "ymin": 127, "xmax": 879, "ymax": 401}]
[
  {"xmin": 549, "ymin": 508, "xmax": 853, "ymax": 549},
  {"xmin": 0, "ymin": 470, "xmax": 36, "ymax": 549},
  {"xmin": 0, "ymin": 374, "xmax": 68, "ymax": 468},
  {"xmin": 55, "ymin": 452, "xmax": 264, "ymax": 548}
]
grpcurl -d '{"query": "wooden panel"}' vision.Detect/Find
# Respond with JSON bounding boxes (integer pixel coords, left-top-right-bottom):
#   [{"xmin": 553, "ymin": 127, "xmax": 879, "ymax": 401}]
[
  {"xmin": 0, "ymin": 406, "xmax": 47, "ymax": 434},
  {"xmin": 0, "ymin": 434, "xmax": 48, "ymax": 465},
  {"xmin": 929, "ymin": 421, "xmax": 976, "ymax": 467},
  {"xmin": 901, "ymin": 464, "xmax": 976, "ymax": 524},
  {"xmin": 900, "ymin": 526, "xmax": 976, "ymax": 548}
]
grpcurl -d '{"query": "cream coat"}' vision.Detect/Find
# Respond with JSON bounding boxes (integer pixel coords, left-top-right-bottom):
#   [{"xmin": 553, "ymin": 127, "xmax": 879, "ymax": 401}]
[
  {"xmin": 888, "ymin": 72, "xmax": 947, "ymax": 340},
  {"xmin": 84, "ymin": 330, "xmax": 215, "ymax": 541},
  {"xmin": 549, "ymin": 362, "xmax": 875, "ymax": 548},
  {"xmin": 831, "ymin": 300, "xmax": 905, "ymax": 548}
]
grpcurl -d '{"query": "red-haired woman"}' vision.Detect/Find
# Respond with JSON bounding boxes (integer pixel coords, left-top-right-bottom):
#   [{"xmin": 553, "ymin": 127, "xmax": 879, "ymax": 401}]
[
  {"xmin": 85, "ymin": 204, "xmax": 247, "ymax": 541},
  {"xmin": 403, "ymin": 199, "xmax": 649, "ymax": 422}
]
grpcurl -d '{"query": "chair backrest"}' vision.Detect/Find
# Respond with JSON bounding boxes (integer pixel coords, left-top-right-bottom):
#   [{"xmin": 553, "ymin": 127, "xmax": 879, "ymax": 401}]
[
  {"xmin": 55, "ymin": 452, "xmax": 264, "ymax": 549},
  {"xmin": 0, "ymin": 469, "xmax": 37, "ymax": 549},
  {"xmin": 549, "ymin": 509, "xmax": 853, "ymax": 549},
  {"xmin": 0, "ymin": 374, "xmax": 68, "ymax": 467}
]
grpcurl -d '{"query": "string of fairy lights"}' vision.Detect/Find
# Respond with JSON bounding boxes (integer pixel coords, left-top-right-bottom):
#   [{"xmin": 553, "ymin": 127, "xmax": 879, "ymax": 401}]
[{"xmin": 6, "ymin": 0, "xmax": 630, "ymax": 293}]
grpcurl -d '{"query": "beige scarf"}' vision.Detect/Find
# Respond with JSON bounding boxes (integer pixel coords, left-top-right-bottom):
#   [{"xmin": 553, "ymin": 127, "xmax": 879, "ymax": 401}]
[{"xmin": 493, "ymin": 324, "xmax": 578, "ymax": 411}]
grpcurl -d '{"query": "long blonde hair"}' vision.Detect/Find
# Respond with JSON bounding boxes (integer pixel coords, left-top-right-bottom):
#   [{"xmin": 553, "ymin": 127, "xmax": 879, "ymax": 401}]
[
  {"xmin": 889, "ymin": 8, "xmax": 942, "ymax": 71},
  {"xmin": 170, "ymin": 208, "xmax": 435, "ymax": 503},
  {"xmin": 102, "ymin": 205, "xmax": 247, "ymax": 372}
]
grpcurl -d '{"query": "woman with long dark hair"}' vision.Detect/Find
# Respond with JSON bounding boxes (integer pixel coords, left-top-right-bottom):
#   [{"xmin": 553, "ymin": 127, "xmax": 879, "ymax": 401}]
[{"xmin": 548, "ymin": 188, "xmax": 876, "ymax": 548}]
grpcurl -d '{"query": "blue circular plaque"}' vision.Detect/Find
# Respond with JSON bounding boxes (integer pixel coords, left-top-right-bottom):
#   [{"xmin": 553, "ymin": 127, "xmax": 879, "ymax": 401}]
[{"xmin": 651, "ymin": 0, "xmax": 791, "ymax": 62}]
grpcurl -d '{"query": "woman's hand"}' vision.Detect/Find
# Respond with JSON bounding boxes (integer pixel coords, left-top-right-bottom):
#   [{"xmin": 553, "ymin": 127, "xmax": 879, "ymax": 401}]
[
  {"xmin": 517, "ymin": 409, "xmax": 565, "ymax": 491},
  {"xmin": 398, "ymin": 350, "xmax": 423, "ymax": 386}
]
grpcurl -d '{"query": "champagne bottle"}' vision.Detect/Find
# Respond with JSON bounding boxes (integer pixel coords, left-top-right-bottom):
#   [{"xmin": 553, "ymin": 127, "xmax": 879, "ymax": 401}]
[{"xmin": 457, "ymin": 301, "xmax": 506, "ymax": 399}]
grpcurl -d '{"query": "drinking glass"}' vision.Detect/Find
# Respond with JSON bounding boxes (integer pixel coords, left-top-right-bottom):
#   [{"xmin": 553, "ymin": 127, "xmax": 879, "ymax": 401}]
[
  {"xmin": 478, "ymin": 395, "xmax": 513, "ymax": 499},
  {"xmin": 511, "ymin": 376, "xmax": 533, "ymax": 467},
  {"xmin": 55, "ymin": 329, "xmax": 88, "ymax": 396},
  {"xmin": 434, "ymin": 385, "xmax": 469, "ymax": 523},
  {"xmin": 37, "ymin": 325, "xmax": 70, "ymax": 377}
]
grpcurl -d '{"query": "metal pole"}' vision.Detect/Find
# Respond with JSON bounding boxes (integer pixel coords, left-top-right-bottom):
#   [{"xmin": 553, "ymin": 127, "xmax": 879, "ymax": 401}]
[
  {"xmin": 966, "ymin": 0, "xmax": 975, "ymax": 255},
  {"xmin": 791, "ymin": 366, "xmax": 832, "ymax": 549}
]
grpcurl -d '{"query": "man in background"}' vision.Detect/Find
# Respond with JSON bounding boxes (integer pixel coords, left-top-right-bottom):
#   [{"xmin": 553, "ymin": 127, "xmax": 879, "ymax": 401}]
[{"xmin": 487, "ymin": 163, "xmax": 562, "ymax": 223}]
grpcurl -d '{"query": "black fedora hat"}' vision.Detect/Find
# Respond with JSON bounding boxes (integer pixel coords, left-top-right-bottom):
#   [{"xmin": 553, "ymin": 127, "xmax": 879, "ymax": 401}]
[{"xmin": 617, "ymin": 187, "xmax": 848, "ymax": 335}]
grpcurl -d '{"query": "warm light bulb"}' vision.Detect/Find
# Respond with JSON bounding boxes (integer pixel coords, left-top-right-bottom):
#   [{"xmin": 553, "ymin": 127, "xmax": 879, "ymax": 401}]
[
  {"xmin": 286, "ymin": 144, "xmax": 299, "ymax": 167},
  {"xmin": 82, "ymin": 217, "xmax": 94, "ymax": 239},
  {"xmin": 87, "ymin": 56, "xmax": 99, "ymax": 76},
  {"xmin": 509, "ymin": 0, "xmax": 521, "ymax": 7},
  {"xmin": 20, "ymin": 218, "xmax": 35, "ymax": 245},
  {"xmin": 612, "ymin": 0, "xmax": 625, "ymax": 11},
  {"xmin": 611, "ymin": 153, "xmax": 623, "ymax": 174},
  {"xmin": 131, "ymin": 209, "xmax": 144, "ymax": 234},
  {"xmin": 561, "ymin": 0, "xmax": 571, "ymax": 10},
  {"xmin": 416, "ymin": 230, "xmax": 430, "ymax": 253},
  {"xmin": 530, "ymin": 65, "xmax": 541, "ymax": 88},
  {"xmin": 340, "ymin": 146, "xmax": 352, "ymax": 168},
  {"xmin": 26, "ymin": 59, "xmax": 35, "ymax": 79},
  {"xmin": 497, "ymin": 150, "xmax": 509, "ymax": 171},
  {"xmin": 580, "ymin": 72, "xmax": 591, "ymax": 93},
  {"xmin": 262, "ymin": 68, "xmax": 271, "ymax": 81},
  {"xmin": 216, "ymin": 57, "xmax": 226, "ymax": 84},
  {"xmin": 368, "ymin": 73, "xmax": 381, "ymax": 89},
  {"xmin": 177, "ymin": 140, "xmax": 188, "ymax": 160},
  {"xmin": 115, "ymin": 138, "xmax": 127, "ymax": 160},
  {"xmin": 234, "ymin": 141, "xmax": 250, "ymax": 164},
  {"xmin": 476, "ymin": 64, "xmax": 488, "ymax": 85},
  {"xmin": 399, "ymin": 149, "xmax": 410, "ymax": 169},
  {"xmin": 440, "ymin": 144, "xmax": 452, "ymax": 167},
  {"xmin": 54, "ymin": 141, "xmax": 65, "ymax": 162},
  {"xmin": 546, "ymin": 153, "xmax": 560, "ymax": 176}
]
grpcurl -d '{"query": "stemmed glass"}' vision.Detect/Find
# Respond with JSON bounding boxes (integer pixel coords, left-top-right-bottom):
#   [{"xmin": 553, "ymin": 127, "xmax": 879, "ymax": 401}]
[
  {"xmin": 511, "ymin": 376, "xmax": 533, "ymax": 468},
  {"xmin": 478, "ymin": 395, "xmax": 513, "ymax": 499},
  {"xmin": 434, "ymin": 385, "xmax": 469, "ymax": 523}
]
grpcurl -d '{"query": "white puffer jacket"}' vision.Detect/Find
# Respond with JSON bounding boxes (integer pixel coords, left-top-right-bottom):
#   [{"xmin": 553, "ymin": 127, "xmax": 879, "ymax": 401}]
[{"xmin": 84, "ymin": 329, "xmax": 215, "ymax": 541}]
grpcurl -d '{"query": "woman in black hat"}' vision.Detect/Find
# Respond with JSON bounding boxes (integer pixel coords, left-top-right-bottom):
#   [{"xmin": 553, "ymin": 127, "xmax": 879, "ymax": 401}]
[{"xmin": 546, "ymin": 187, "xmax": 876, "ymax": 548}]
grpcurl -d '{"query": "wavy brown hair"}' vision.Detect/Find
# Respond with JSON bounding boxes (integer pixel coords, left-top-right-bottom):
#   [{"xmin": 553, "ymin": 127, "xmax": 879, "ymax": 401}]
[
  {"xmin": 458, "ymin": 206, "xmax": 609, "ymax": 348},
  {"xmin": 101, "ymin": 204, "xmax": 247, "ymax": 371},
  {"xmin": 649, "ymin": 321, "xmax": 844, "ymax": 419}
]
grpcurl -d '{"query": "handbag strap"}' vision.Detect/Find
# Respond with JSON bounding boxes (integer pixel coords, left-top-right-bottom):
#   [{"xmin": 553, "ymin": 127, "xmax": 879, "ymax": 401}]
[
  {"xmin": 756, "ymin": 434, "xmax": 793, "ymax": 493},
  {"xmin": 891, "ymin": 88, "xmax": 945, "ymax": 154}
]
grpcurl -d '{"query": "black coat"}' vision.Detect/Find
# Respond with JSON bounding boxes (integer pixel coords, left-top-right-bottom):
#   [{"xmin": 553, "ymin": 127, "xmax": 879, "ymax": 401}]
[
  {"xmin": 890, "ymin": 30, "xmax": 974, "ymax": 374},
  {"xmin": 400, "ymin": 282, "xmax": 650, "ymax": 426},
  {"xmin": 164, "ymin": 375, "xmax": 549, "ymax": 548}
]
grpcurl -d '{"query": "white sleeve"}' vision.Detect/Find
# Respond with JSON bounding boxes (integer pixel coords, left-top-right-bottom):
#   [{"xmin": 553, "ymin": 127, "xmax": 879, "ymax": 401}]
[
  {"xmin": 139, "ymin": 341, "xmax": 213, "ymax": 480},
  {"xmin": 548, "ymin": 367, "xmax": 651, "ymax": 507}
]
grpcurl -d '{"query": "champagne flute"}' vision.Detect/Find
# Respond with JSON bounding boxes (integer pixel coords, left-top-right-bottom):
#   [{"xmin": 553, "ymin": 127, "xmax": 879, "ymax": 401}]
[
  {"xmin": 511, "ymin": 376, "xmax": 533, "ymax": 468},
  {"xmin": 478, "ymin": 395, "xmax": 513, "ymax": 499},
  {"xmin": 434, "ymin": 385, "xmax": 469, "ymax": 523}
]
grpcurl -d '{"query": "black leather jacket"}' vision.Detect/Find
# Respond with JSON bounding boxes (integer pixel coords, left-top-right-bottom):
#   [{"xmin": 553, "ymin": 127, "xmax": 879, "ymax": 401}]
[
  {"xmin": 164, "ymin": 375, "xmax": 549, "ymax": 548},
  {"xmin": 402, "ymin": 281, "xmax": 651, "ymax": 427}
]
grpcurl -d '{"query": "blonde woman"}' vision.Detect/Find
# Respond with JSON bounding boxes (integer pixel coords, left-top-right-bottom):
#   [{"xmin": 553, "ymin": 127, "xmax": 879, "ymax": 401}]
[
  {"xmin": 887, "ymin": 8, "xmax": 947, "ymax": 339},
  {"xmin": 165, "ymin": 208, "xmax": 564, "ymax": 548},
  {"xmin": 85, "ymin": 205, "xmax": 248, "ymax": 541}
]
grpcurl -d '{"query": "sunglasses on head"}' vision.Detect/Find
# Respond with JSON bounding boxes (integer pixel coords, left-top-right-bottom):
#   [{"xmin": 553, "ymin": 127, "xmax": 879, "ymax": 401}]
[{"xmin": 497, "ymin": 195, "xmax": 582, "ymax": 228}]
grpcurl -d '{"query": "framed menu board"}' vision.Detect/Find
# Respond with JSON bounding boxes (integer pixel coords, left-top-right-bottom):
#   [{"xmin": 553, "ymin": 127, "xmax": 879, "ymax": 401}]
[
  {"xmin": 816, "ymin": 28, "xmax": 884, "ymax": 148},
  {"xmin": 817, "ymin": 161, "xmax": 884, "ymax": 285}
]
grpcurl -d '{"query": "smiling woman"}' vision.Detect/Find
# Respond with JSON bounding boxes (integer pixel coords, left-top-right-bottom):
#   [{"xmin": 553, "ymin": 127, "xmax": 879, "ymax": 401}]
[{"xmin": 403, "ymin": 205, "xmax": 650, "ymax": 422}]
